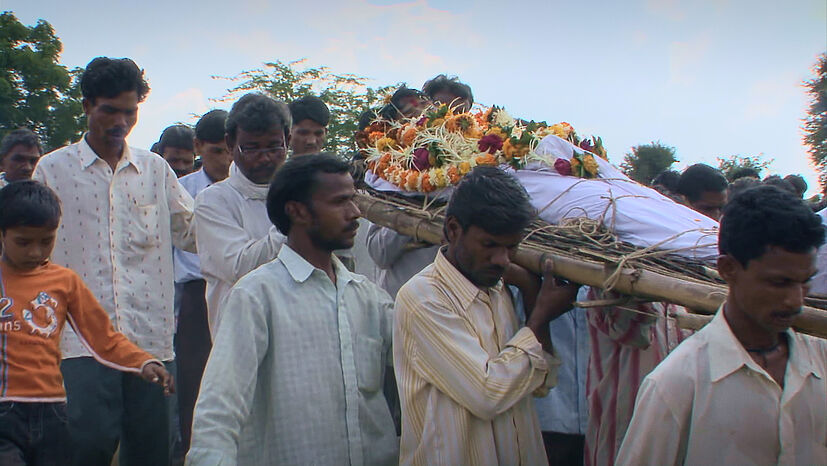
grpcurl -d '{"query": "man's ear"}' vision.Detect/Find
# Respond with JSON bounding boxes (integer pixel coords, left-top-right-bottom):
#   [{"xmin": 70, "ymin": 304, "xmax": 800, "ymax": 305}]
[
  {"xmin": 285, "ymin": 200, "xmax": 310, "ymax": 228},
  {"xmin": 717, "ymin": 254, "xmax": 741, "ymax": 285},
  {"xmin": 82, "ymin": 98, "xmax": 92, "ymax": 115},
  {"xmin": 444, "ymin": 216, "xmax": 462, "ymax": 243}
]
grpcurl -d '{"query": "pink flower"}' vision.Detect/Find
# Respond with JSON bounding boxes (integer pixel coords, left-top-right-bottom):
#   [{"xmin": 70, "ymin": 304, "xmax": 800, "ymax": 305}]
[
  {"xmin": 554, "ymin": 158, "xmax": 572, "ymax": 176},
  {"xmin": 416, "ymin": 116, "xmax": 428, "ymax": 127},
  {"xmin": 477, "ymin": 134, "xmax": 504, "ymax": 154},
  {"xmin": 579, "ymin": 138, "xmax": 594, "ymax": 153},
  {"xmin": 413, "ymin": 148, "xmax": 431, "ymax": 171}
]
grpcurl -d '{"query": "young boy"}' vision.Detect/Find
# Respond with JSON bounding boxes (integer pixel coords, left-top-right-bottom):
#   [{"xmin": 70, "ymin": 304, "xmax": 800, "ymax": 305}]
[{"xmin": 0, "ymin": 180, "xmax": 172, "ymax": 465}]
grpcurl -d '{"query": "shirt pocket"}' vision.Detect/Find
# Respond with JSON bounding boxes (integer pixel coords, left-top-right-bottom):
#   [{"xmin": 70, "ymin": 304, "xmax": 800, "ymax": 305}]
[
  {"xmin": 355, "ymin": 336, "xmax": 384, "ymax": 393},
  {"xmin": 127, "ymin": 203, "xmax": 161, "ymax": 248}
]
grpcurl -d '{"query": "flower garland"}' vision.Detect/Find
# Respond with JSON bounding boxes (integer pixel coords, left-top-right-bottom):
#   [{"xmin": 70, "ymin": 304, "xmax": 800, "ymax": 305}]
[{"xmin": 360, "ymin": 104, "xmax": 608, "ymax": 192}]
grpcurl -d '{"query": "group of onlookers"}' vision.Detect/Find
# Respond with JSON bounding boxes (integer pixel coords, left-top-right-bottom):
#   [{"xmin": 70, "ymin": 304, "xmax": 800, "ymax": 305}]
[{"xmin": 0, "ymin": 55, "xmax": 825, "ymax": 466}]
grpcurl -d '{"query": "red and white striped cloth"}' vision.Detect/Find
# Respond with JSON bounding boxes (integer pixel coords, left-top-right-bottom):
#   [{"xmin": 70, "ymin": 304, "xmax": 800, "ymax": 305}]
[{"xmin": 584, "ymin": 288, "xmax": 693, "ymax": 466}]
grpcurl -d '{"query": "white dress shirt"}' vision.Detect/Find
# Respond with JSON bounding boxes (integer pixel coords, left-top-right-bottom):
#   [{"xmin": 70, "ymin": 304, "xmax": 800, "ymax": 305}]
[
  {"xmin": 174, "ymin": 169, "xmax": 213, "ymax": 283},
  {"xmin": 617, "ymin": 310, "xmax": 827, "ymax": 466},
  {"xmin": 187, "ymin": 245, "xmax": 398, "ymax": 466},
  {"xmin": 193, "ymin": 163, "xmax": 284, "ymax": 335},
  {"xmin": 33, "ymin": 135, "xmax": 195, "ymax": 361}
]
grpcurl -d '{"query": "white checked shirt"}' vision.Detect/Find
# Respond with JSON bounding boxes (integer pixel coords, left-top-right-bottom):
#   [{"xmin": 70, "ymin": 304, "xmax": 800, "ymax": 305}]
[
  {"xmin": 193, "ymin": 164, "xmax": 284, "ymax": 335},
  {"xmin": 187, "ymin": 245, "xmax": 398, "ymax": 466},
  {"xmin": 617, "ymin": 309, "xmax": 827, "ymax": 465},
  {"xmin": 33, "ymin": 136, "xmax": 195, "ymax": 361}
]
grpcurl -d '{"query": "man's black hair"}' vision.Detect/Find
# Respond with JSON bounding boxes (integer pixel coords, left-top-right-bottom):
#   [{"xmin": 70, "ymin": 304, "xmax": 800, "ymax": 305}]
[
  {"xmin": 762, "ymin": 175, "xmax": 796, "ymax": 195},
  {"xmin": 719, "ymin": 185, "xmax": 825, "ymax": 267},
  {"xmin": 0, "ymin": 129, "xmax": 42, "ymax": 161},
  {"xmin": 267, "ymin": 153, "xmax": 350, "ymax": 235},
  {"xmin": 379, "ymin": 86, "xmax": 425, "ymax": 120},
  {"xmin": 676, "ymin": 164, "xmax": 728, "ymax": 202},
  {"xmin": 728, "ymin": 167, "xmax": 760, "ymax": 181},
  {"xmin": 158, "ymin": 125, "xmax": 194, "ymax": 153},
  {"xmin": 0, "ymin": 180, "xmax": 62, "ymax": 231},
  {"xmin": 728, "ymin": 176, "xmax": 761, "ymax": 198},
  {"xmin": 446, "ymin": 166, "xmax": 535, "ymax": 236},
  {"xmin": 195, "ymin": 110, "xmax": 228, "ymax": 143},
  {"xmin": 784, "ymin": 174, "xmax": 808, "ymax": 197},
  {"xmin": 651, "ymin": 170, "xmax": 680, "ymax": 193},
  {"xmin": 80, "ymin": 57, "xmax": 150, "ymax": 103},
  {"xmin": 422, "ymin": 74, "xmax": 474, "ymax": 106},
  {"xmin": 288, "ymin": 96, "xmax": 330, "ymax": 127},
  {"xmin": 225, "ymin": 93, "xmax": 292, "ymax": 145},
  {"xmin": 357, "ymin": 109, "xmax": 379, "ymax": 131}
]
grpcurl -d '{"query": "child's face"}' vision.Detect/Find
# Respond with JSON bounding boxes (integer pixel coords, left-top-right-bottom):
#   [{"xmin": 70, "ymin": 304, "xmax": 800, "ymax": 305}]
[{"xmin": 0, "ymin": 225, "xmax": 57, "ymax": 271}]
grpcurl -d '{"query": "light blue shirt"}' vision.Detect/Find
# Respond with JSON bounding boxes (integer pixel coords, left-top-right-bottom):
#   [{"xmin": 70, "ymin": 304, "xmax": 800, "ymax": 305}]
[
  {"xmin": 174, "ymin": 169, "xmax": 213, "ymax": 283},
  {"xmin": 533, "ymin": 287, "xmax": 590, "ymax": 435},
  {"xmin": 187, "ymin": 245, "xmax": 398, "ymax": 466}
]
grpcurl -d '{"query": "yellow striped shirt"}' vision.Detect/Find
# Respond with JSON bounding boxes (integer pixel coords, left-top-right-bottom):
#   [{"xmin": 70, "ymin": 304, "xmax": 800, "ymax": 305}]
[{"xmin": 394, "ymin": 249, "xmax": 559, "ymax": 466}]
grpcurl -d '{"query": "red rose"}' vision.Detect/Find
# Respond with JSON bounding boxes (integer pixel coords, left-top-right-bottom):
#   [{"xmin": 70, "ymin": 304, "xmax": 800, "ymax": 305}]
[
  {"xmin": 579, "ymin": 138, "xmax": 594, "ymax": 153},
  {"xmin": 413, "ymin": 148, "xmax": 431, "ymax": 171},
  {"xmin": 477, "ymin": 134, "xmax": 504, "ymax": 154},
  {"xmin": 554, "ymin": 158, "xmax": 572, "ymax": 176}
]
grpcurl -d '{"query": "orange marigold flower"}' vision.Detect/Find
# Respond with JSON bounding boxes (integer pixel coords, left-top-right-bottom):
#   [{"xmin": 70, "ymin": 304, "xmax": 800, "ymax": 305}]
[
  {"xmin": 475, "ymin": 153, "xmax": 497, "ymax": 166},
  {"xmin": 447, "ymin": 165, "xmax": 461, "ymax": 184},
  {"xmin": 368, "ymin": 131, "xmax": 385, "ymax": 145},
  {"xmin": 405, "ymin": 171, "xmax": 420, "ymax": 190},
  {"xmin": 400, "ymin": 126, "xmax": 418, "ymax": 147}
]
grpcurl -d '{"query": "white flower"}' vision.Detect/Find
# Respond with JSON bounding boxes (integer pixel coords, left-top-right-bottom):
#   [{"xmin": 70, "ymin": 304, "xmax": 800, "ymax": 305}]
[{"xmin": 493, "ymin": 109, "xmax": 516, "ymax": 128}]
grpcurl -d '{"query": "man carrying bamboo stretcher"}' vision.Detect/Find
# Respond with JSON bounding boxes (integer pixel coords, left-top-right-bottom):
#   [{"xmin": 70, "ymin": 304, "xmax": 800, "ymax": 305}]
[
  {"xmin": 617, "ymin": 185, "xmax": 827, "ymax": 465},
  {"xmin": 393, "ymin": 166, "xmax": 580, "ymax": 465}
]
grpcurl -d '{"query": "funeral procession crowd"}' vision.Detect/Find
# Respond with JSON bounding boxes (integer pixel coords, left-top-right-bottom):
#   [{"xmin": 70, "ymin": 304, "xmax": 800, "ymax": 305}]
[{"xmin": 0, "ymin": 56, "xmax": 825, "ymax": 466}]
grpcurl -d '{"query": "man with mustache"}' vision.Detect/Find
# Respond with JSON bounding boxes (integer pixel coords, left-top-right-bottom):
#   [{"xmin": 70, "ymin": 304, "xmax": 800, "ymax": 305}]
[
  {"xmin": 188, "ymin": 153, "xmax": 398, "ymax": 465},
  {"xmin": 394, "ymin": 166, "xmax": 579, "ymax": 465},
  {"xmin": 192, "ymin": 93, "xmax": 289, "ymax": 335},
  {"xmin": 33, "ymin": 56, "xmax": 196, "ymax": 466},
  {"xmin": 0, "ymin": 128, "xmax": 42, "ymax": 187},
  {"xmin": 288, "ymin": 95, "xmax": 329, "ymax": 157},
  {"xmin": 617, "ymin": 185, "xmax": 827, "ymax": 465}
]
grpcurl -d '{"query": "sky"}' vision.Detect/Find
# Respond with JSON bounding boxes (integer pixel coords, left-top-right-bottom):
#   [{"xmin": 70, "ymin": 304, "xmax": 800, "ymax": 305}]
[{"xmin": 4, "ymin": 0, "xmax": 826, "ymax": 194}]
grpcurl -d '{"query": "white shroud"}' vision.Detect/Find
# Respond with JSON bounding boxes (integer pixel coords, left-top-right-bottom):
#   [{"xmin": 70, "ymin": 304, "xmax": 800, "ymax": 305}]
[{"xmin": 365, "ymin": 135, "xmax": 719, "ymax": 262}]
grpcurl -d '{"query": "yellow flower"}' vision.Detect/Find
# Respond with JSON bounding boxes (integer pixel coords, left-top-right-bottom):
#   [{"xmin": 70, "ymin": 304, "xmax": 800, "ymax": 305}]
[
  {"xmin": 550, "ymin": 123, "xmax": 573, "ymax": 139},
  {"xmin": 429, "ymin": 117, "xmax": 446, "ymax": 128},
  {"xmin": 486, "ymin": 126, "xmax": 508, "ymax": 141},
  {"xmin": 432, "ymin": 168, "xmax": 448, "ymax": 188},
  {"xmin": 459, "ymin": 161, "xmax": 472, "ymax": 174},
  {"xmin": 375, "ymin": 137, "xmax": 396, "ymax": 152},
  {"xmin": 582, "ymin": 154, "xmax": 599, "ymax": 176}
]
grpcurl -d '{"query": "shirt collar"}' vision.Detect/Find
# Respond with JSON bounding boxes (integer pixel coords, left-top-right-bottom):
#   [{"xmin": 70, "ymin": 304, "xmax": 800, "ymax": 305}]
[
  {"xmin": 433, "ymin": 247, "xmax": 503, "ymax": 312},
  {"xmin": 707, "ymin": 306, "xmax": 820, "ymax": 382},
  {"xmin": 78, "ymin": 134, "xmax": 140, "ymax": 173},
  {"xmin": 227, "ymin": 162, "xmax": 269, "ymax": 200},
  {"xmin": 278, "ymin": 244, "xmax": 363, "ymax": 286}
]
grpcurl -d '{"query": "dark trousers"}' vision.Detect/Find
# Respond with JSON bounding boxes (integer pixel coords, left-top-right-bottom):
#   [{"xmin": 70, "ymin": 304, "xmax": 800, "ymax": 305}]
[
  {"xmin": 173, "ymin": 279, "xmax": 211, "ymax": 453},
  {"xmin": 543, "ymin": 431, "xmax": 586, "ymax": 466},
  {"xmin": 0, "ymin": 402, "xmax": 70, "ymax": 466},
  {"xmin": 60, "ymin": 357, "xmax": 173, "ymax": 466}
]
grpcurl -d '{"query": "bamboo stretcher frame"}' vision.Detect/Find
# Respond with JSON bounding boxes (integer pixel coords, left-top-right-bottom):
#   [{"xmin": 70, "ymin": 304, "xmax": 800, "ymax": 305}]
[{"xmin": 355, "ymin": 191, "xmax": 827, "ymax": 339}]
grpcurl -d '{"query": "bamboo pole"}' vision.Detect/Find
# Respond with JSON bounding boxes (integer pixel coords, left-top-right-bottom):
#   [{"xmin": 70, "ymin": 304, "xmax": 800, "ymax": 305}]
[{"xmin": 356, "ymin": 193, "xmax": 827, "ymax": 339}]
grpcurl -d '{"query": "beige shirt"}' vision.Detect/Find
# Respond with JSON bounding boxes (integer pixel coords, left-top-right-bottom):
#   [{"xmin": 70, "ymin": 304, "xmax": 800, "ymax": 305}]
[
  {"xmin": 617, "ymin": 309, "xmax": 827, "ymax": 466},
  {"xmin": 394, "ymin": 249, "xmax": 558, "ymax": 466},
  {"xmin": 33, "ymin": 136, "xmax": 195, "ymax": 360}
]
